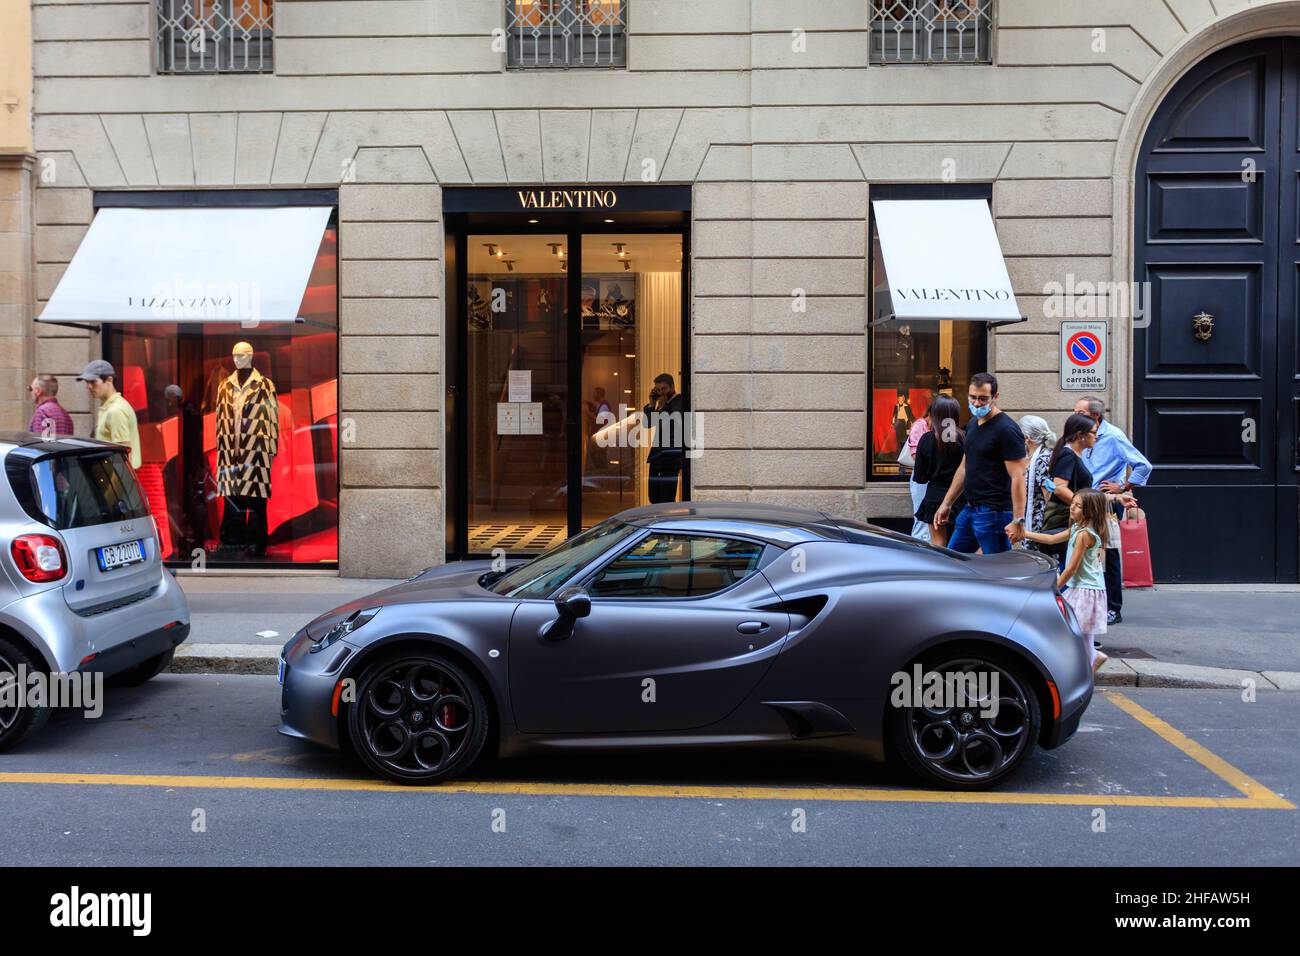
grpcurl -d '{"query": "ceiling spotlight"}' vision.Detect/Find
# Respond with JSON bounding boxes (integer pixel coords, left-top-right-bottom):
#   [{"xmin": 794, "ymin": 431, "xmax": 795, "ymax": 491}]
[
  {"xmin": 548, "ymin": 243, "xmax": 562, "ymax": 256},
  {"xmin": 528, "ymin": 218, "xmax": 539, "ymax": 224},
  {"xmin": 622, "ymin": 260, "xmax": 632, "ymax": 271},
  {"xmin": 483, "ymin": 243, "xmax": 498, "ymax": 257},
  {"xmin": 612, "ymin": 243, "xmax": 627, "ymax": 257},
  {"xmin": 604, "ymin": 218, "xmax": 615, "ymax": 224},
  {"xmin": 504, "ymin": 260, "xmax": 515, "ymax": 272}
]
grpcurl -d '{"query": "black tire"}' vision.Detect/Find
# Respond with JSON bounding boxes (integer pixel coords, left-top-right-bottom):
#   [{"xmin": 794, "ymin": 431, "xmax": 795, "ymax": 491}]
[
  {"xmin": 888, "ymin": 650, "xmax": 1041, "ymax": 791},
  {"xmin": 107, "ymin": 649, "xmax": 174, "ymax": 687},
  {"xmin": 0, "ymin": 635, "xmax": 52, "ymax": 753},
  {"xmin": 345, "ymin": 649, "xmax": 489, "ymax": 785}
]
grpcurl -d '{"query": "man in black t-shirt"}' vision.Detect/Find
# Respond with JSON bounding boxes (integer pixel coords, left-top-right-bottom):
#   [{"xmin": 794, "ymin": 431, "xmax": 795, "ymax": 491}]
[{"xmin": 935, "ymin": 373, "xmax": 1029, "ymax": 554}]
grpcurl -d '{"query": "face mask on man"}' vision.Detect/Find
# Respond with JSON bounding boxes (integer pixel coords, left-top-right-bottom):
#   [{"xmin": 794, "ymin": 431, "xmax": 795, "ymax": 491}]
[{"xmin": 969, "ymin": 402, "xmax": 992, "ymax": 419}]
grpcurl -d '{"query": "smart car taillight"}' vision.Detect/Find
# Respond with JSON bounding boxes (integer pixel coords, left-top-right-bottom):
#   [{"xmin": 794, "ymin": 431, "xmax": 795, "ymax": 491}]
[{"xmin": 11, "ymin": 533, "xmax": 68, "ymax": 583}]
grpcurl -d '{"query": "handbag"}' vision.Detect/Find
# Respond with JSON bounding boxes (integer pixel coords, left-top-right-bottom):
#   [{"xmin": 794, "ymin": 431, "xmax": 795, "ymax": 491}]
[
  {"xmin": 897, "ymin": 444, "xmax": 915, "ymax": 469},
  {"xmin": 1121, "ymin": 507, "xmax": 1155, "ymax": 587},
  {"xmin": 1041, "ymin": 495, "xmax": 1069, "ymax": 531}
]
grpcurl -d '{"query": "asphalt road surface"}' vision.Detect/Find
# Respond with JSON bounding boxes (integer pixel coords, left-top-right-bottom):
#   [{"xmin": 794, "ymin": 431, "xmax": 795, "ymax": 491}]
[{"xmin": 0, "ymin": 676, "xmax": 1295, "ymax": 866}]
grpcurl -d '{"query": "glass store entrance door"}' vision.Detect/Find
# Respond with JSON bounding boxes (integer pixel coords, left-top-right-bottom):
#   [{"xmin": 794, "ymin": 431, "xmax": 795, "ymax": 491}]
[
  {"xmin": 456, "ymin": 229, "xmax": 685, "ymax": 557},
  {"xmin": 464, "ymin": 234, "xmax": 570, "ymax": 554}
]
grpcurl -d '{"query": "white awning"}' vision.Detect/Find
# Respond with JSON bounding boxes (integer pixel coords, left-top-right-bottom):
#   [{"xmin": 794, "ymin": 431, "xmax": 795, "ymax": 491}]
[
  {"xmin": 38, "ymin": 206, "xmax": 333, "ymax": 325},
  {"xmin": 871, "ymin": 199, "xmax": 1025, "ymax": 327}
]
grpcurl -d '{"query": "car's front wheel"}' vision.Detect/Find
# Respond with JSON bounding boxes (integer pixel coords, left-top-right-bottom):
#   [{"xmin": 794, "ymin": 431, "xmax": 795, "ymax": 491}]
[
  {"xmin": 889, "ymin": 653, "xmax": 1041, "ymax": 790},
  {"xmin": 346, "ymin": 650, "xmax": 489, "ymax": 784},
  {"xmin": 0, "ymin": 636, "xmax": 51, "ymax": 753}
]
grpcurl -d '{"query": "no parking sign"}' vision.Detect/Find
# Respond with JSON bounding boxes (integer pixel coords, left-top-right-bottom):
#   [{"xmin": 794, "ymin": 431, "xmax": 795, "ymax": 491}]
[{"xmin": 1060, "ymin": 320, "xmax": 1107, "ymax": 391}]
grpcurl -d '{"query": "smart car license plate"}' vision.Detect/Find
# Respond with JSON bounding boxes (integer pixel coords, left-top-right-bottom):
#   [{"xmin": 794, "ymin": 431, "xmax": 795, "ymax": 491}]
[{"xmin": 97, "ymin": 539, "xmax": 145, "ymax": 572}]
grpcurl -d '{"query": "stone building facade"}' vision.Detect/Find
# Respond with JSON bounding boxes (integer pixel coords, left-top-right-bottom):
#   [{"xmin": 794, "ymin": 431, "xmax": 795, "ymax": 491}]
[
  {"xmin": 2, "ymin": 1, "xmax": 36, "ymax": 433},
  {"xmin": 22, "ymin": 0, "xmax": 1300, "ymax": 581}
]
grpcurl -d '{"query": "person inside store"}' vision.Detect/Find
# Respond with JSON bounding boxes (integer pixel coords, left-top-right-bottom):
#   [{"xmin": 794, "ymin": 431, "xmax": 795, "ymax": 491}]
[
  {"xmin": 78, "ymin": 360, "xmax": 141, "ymax": 468},
  {"xmin": 1074, "ymin": 395, "xmax": 1151, "ymax": 625},
  {"xmin": 643, "ymin": 373, "xmax": 685, "ymax": 504},
  {"xmin": 913, "ymin": 394, "xmax": 964, "ymax": 549},
  {"xmin": 584, "ymin": 386, "xmax": 612, "ymax": 471},
  {"xmin": 933, "ymin": 372, "xmax": 1028, "ymax": 554},
  {"xmin": 27, "ymin": 373, "xmax": 74, "ymax": 438}
]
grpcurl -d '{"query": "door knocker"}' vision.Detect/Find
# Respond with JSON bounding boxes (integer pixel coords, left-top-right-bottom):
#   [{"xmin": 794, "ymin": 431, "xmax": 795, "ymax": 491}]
[{"xmin": 1192, "ymin": 311, "xmax": 1214, "ymax": 342}]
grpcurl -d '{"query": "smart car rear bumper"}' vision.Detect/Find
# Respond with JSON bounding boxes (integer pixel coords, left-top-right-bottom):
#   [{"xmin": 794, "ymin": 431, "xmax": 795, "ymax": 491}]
[{"xmin": 0, "ymin": 570, "xmax": 190, "ymax": 675}]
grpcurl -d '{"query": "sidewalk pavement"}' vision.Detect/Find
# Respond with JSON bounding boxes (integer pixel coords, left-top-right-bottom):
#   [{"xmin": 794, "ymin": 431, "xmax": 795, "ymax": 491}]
[{"xmin": 167, "ymin": 574, "xmax": 1300, "ymax": 690}]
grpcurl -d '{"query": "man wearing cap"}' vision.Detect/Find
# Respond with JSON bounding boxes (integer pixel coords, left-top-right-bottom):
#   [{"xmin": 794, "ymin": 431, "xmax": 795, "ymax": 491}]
[{"xmin": 78, "ymin": 359, "xmax": 141, "ymax": 468}]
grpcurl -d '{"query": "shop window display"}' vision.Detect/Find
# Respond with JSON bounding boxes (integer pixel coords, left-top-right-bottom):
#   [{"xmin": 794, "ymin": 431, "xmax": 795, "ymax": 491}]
[
  {"xmin": 106, "ymin": 227, "xmax": 339, "ymax": 566},
  {"xmin": 869, "ymin": 228, "xmax": 987, "ymax": 478}
]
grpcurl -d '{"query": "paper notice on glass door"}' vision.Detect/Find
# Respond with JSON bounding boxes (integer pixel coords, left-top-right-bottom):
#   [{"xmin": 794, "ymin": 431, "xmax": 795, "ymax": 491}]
[
  {"xmin": 496, "ymin": 402, "xmax": 520, "ymax": 435},
  {"xmin": 508, "ymin": 370, "xmax": 532, "ymax": 403},
  {"xmin": 520, "ymin": 402, "xmax": 543, "ymax": 435}
]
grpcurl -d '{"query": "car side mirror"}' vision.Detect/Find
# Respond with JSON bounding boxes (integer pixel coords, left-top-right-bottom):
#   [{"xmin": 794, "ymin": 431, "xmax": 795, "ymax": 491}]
[{"xmin": 540, "ymin": 586, "xmax": 591, "ymax": 641}]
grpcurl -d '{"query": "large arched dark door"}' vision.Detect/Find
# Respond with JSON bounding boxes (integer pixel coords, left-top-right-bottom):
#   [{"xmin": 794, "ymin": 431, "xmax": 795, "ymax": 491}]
[{"xmin": 1135, "ymin": 38, "xmax": 1300, "ymax": 582}]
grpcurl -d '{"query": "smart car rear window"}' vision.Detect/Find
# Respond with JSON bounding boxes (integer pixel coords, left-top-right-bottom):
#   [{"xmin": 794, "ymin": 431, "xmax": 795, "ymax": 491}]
[{"xmin": 6, "ymin": 450, "xmax": 150, "ymax": 530}]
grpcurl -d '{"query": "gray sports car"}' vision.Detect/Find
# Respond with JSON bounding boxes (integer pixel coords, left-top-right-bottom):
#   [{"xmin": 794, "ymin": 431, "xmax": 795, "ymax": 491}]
[{"xmin": 279, "ymin": 502, "xmax": 1092, "ymax": 790}]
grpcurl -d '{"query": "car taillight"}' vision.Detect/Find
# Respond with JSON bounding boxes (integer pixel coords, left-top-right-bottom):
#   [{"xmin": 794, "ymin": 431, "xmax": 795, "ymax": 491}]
[
  {"xmin": 11, "ymin": 533, "xmax": 68, "ymax": 583},
  {"xmin": 1055, "ymin": 594, "xmax": 1070, "ymax": 622}
]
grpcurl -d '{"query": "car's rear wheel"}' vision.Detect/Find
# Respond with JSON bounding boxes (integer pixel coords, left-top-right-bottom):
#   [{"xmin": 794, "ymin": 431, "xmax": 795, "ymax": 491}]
[
  {"xmin": 889, "ymin": 653, "xmax": 1040, "ymax": 791},
  {"xmin": 107, "ymin": 649, "xmax": 174, "ymax": 687},
  {"xmin": 346, "ymin": 650, "xmax": 488, "ymax": 785},
  {"xmin": 0, "ymin": 636, "xmax": 51, "ymax": 753}
]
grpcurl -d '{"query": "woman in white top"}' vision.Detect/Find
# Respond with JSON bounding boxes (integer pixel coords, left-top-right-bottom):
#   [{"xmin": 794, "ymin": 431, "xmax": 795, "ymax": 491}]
[
  {"xmin": 902, "ymin": 413, "xmax": 932, "ymax": 541},
  {"xmin": 1018, "ymin": 415, "xmax": 1057, "ymax": 549}
]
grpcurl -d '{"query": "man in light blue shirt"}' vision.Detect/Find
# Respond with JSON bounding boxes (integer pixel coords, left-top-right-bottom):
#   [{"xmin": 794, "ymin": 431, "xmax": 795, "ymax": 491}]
[{"xmin": 1074, "ymin": 396, "xmax": 1152, "ymax": 624}]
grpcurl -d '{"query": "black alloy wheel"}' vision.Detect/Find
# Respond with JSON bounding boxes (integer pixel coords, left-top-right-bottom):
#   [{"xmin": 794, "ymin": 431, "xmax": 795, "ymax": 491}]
[
  {"xmin": 890, "ymin": 655, "xmax": 1041, "ymax": 790},
  {"xmin": 346, "ymin": 651, "xmax": 489, "ymax": 784}
]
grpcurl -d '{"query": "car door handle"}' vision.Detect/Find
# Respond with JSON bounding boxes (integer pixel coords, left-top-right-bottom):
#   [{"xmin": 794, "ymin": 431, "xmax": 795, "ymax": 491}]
[{"xmin": 736, "ymin": 621, "xmax": 770, "ymax": 635}]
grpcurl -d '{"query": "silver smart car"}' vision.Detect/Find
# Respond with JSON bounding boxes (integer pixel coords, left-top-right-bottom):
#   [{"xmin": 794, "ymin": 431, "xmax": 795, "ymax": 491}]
[{"xmin": 0, "ymin": 432, "xmax": 190, "ymax": 750}]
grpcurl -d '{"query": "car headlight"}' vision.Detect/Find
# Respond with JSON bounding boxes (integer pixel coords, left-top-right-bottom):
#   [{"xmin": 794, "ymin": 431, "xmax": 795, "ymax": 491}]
[{"xmin": 309, "ymin": 607, "xmax": 381, "ymax": 653}]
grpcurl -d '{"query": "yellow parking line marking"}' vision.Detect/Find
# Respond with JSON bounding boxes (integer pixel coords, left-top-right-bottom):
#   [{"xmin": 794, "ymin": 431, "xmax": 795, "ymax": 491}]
[
  {"xmin": 0, "ymin": 770, "xmax": 1284, "ymax": 807},
  {"xmin": 1100, "ymin": 690, "xmax": 1294, "ymax": 809},
  {"xmin": 0, "ymin": 692, "xmax": 1290, "ymax": 809}
]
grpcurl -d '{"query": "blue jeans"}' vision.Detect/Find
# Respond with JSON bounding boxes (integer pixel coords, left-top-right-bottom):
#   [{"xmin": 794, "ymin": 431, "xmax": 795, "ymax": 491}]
[{"xmin": 949, "ymin": 504, "xmax": 1013, "ymax": 555}]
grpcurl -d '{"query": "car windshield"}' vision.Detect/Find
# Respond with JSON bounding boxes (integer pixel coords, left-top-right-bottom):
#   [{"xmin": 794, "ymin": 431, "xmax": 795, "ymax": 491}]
[{"xmin": 487, "ymin": 519, "xmax": 642, "ymax": 599}]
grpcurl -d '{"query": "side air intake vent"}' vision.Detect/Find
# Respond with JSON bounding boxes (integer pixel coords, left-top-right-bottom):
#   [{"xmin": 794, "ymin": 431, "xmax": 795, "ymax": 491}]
[{"xmin": 756, "ymin": 595, "xmax": 829, "ymax": 630}]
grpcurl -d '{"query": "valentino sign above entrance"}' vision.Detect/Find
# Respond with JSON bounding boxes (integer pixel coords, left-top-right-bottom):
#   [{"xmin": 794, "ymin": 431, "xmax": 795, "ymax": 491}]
[{"xmin": 516, "ymin": 189, "xmax": 620, "ymax": 210}]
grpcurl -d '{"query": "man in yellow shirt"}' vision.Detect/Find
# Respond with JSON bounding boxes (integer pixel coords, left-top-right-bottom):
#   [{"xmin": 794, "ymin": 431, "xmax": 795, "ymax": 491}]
[{"xmin": 78, "ymin": 359, "xmax": 141, "ymax": 468}]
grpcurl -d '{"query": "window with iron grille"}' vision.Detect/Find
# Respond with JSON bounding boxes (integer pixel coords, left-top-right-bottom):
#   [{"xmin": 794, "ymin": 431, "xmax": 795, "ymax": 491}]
[
  {"xmin": 157, "ymin": 0, "xmax": 274, "ymax": 74},
  {"xmin": 506, "ymin": 1, "xmax": 627, "ymax": 69},
  {"xmin": 870, "ymin": 1, "xmax": 993, "ymax": 64}
]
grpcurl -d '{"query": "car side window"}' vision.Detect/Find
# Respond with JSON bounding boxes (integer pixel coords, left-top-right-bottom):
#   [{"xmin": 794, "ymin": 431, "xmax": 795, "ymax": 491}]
[{"xmin": 587, "ymin": 534, "xmax": 766, "ymax": 599}]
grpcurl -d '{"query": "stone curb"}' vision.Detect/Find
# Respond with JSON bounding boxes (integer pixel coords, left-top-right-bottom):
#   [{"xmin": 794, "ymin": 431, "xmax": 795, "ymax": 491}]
[
  {"xmin": 171, "ymin": 643, "xmax": 280, "ymax": 675},
  {"xmin": 169, "ymin": 643, "xmax": 1300, "ymax": 690},
  {"xmin": 1095, "ymin": 657, "xmax": 1292, "ymax": 690}
]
